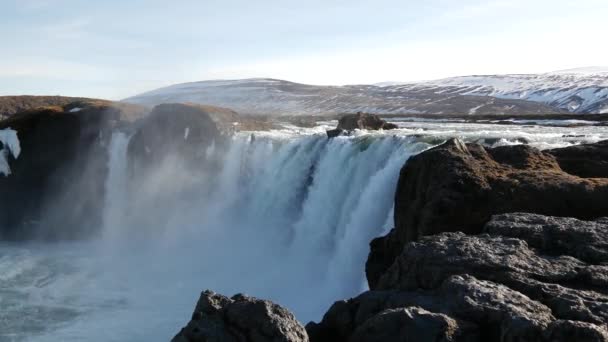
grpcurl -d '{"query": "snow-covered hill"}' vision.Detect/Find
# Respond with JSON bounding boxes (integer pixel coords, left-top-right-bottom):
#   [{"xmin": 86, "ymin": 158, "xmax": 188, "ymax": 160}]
[
  {"xmin": 396, "ymin": 68, "xmax": 608, "ymax": 114},
  {"xmin": 125, "ymin": 68, "xmax": 608, "ymax": 115}
]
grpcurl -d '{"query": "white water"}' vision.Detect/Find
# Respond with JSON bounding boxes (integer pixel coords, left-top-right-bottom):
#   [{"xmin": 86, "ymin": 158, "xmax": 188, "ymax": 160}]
[{"xmin": 1, "ymin": 120, "xmax": 607, "ymax": 341}]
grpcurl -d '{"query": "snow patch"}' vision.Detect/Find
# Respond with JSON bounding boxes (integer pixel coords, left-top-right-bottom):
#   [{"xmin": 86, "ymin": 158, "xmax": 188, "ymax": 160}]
[
  {"xmin": 184, "ymin": 127, "xmax": 190, "ymax": 140},
  {"xmin": 69, "ymin": 107, "xmax": 82, "ymax": 113},
  {"xmin": 0, "ymin": 128, "xmax": 21, "ymax": 176},
  {"xmin": 468, "ymin": 104, "xmax": 484, "ymax": 115}
]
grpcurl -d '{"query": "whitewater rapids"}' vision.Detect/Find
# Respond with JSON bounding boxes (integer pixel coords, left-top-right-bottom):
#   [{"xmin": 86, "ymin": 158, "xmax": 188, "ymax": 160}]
[{"xmin": 1, "ymin": 120, "xmax": 607, "ymax": 341}]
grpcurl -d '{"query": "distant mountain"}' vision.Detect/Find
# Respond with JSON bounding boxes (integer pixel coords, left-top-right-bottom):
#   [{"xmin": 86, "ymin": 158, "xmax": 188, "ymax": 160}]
[
  {"xmin": 397, "ymin": 68, "xmax": 608, "ymax": 114},
  {"xmin": 124, "ymin": 69, "xmax": 608, "ymax": 115}
]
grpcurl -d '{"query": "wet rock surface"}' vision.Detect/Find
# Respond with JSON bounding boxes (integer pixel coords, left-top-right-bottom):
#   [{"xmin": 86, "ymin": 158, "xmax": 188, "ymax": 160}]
[{"xmin": 172, "ymin": 290, "xmax": 309, "ymax": 342}]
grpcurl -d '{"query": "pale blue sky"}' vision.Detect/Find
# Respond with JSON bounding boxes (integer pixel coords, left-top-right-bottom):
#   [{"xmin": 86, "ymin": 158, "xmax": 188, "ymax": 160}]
[{"xmin": 1, "ymin": 0, "xmax": 607, "ymax": 99}]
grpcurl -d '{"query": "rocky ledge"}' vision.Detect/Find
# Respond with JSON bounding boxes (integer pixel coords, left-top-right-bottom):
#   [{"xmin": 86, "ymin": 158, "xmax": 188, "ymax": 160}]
[
  {"xmin": 367, "ymin": 138, "xmax": 608, "ymax": 288},
  {"xmin": 308, "ymin": 213, "xmax": 608, "ymax": 342}
]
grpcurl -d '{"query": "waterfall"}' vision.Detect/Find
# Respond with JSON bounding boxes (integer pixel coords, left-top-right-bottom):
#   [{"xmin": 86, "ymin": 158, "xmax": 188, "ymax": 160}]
[
  {"xmin": 96, "ymin": 131, "xmax": 430, "ymax": 322},
  {"xmin": 4, "ymin": 121, "xmax": 605, "ymax": 341}
]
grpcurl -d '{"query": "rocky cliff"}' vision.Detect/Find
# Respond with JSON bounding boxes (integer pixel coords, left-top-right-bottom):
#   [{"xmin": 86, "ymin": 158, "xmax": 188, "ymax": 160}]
[
  {"xmin": 0, "ymin": 100, "xmax": 233, "ymax": 239},
  {"xmin": 366, "ymin": 138, "xmax": 608, "ymax": 288},
  {"xmin": 0, "ymin": 100, "xmax": 145, "ymax": 239},
  {"xmin": 308, "ymin": 213, "xmax": 608, "ymax": 342}
]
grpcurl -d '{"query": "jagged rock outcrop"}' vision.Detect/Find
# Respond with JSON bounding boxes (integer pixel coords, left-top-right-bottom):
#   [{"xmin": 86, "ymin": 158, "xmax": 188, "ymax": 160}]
[
  {"xmin": 548, "ymin": 140, "xmax": 608, "ymax": 178},
  {"xmin": 338, "ymin": 112, "xmax": 397, "ymax": 131},
  {"xmin": 327, "ymin": 112, "xmax": 397, "ymax": 137},
  {"xmin": 0, "ymin": 100, "xmax": 145, "ymax": 239},
  {"xmin": 309, "ymin": 213, "xmax": 608, "ymax": 342},
  {"xmin": 366, "ymin": 138, "xmax": 608, "ymax": 288},
  {"xmin": 173, "ymin": 290, "xmax": 309, "ymax": 342},
  {"xmin": 127, "ymin": 103, "xmax": 235, "ymax": 174}
]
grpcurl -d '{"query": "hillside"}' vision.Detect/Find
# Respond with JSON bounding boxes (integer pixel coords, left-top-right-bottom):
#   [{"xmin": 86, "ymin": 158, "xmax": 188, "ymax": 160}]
[
  {"xmin": 0, "ymin": 96, "xmax": 100, "ymax": 119},
  {"xmin": 124, "ymin": 78, "xmax": 561, "ymax": 116},
  {"xmin": 398, "ymin": 68, "xmax": 608, "ymax": 114}
]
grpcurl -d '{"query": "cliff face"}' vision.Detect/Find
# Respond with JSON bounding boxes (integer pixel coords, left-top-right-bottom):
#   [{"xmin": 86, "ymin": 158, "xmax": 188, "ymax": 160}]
[
  {"xmin": 0, "ymin": 101, "xmax": 231, "ymax": 240},
  {"xmin": 366, "ymin": 138, "xmax": 608, "ymax": 288},
  {"xmin": 0, "ymin": 102, "xmax": 133, "ymax": 239}
]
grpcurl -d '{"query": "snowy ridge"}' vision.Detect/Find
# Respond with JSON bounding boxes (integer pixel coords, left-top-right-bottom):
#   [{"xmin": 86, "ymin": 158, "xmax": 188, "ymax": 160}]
[
  {"xmin": 0, "ymin": 128, "xmax": 21, "ymax": 176},
  {"xmin": 125, "ymin": 68, "xmax": 608, "ymax": 115},
  {"xmin": 398, "ymin": 68, "xmax": 608, "ymax": 114},
  {"xmin": 125, "ymin": 78, "xmax": 559, "ymax": 116}
]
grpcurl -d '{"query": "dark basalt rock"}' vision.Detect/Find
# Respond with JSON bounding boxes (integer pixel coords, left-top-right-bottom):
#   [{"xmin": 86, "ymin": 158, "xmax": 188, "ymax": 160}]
[
  {"xmin": 326, "ymin": 128, "xmax": 344, "ymax": 138},
  {"xmin": 172, "ymin": 290, "xmax": 309, "ymax": 342},
  {"xmin": 548, "ymin": 140, "xmax": 608, "ymax": 178},
  {"xmin": 337, "ymin": 112, "xmax": 397, "ymax": 131},
  {"xmin": 310, "ymin": 213, "xmax": 608, "ymax": 342},
  {"xmin": 366, "ymin": 138, "xmax": 608, "ymax": 289},
  {"xmin": 484, "ymin": 213, "xmax": 608, "ymax": 263},
  {"xmin": 0, "ymin": 101, "xmax": 144, "ymax": 239}
]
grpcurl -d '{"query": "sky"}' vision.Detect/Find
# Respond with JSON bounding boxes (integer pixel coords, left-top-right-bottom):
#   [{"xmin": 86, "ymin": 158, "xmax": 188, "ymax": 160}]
[{"xmin": 1, "ymin": 0, "xmax": 607, "ymax": 100}]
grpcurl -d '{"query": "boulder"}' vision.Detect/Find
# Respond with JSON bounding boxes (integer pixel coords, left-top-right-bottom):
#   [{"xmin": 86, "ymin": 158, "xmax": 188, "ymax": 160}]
[
  {"xmin": 366, "ymin": 138, "xmax": 608, "ymax": 288},
  {"xmin": 310, "ymin": 213, "xmax": 608, "ymax": 342},
  {"xmin": 0, "ymin": 100, "xmax": 144, "ymax": 239},
  {"xmin": 172, "ymin": 290, "xmax": 309, "ymax": 342},
  {"xmin": 336, "ymin": 112, "xmax": 397, "ymax": 131}
]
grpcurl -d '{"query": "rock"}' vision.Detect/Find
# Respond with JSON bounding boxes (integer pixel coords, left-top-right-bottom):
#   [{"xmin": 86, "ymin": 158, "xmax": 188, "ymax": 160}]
[
  {"xmin": 127, "ymin": 103, "xmax": 233, "ymax": 173},
  {"xmin": 309, "ymin": 274, "xmax": 558, "ymax": 342},
  {"xmin": 311, "ymin": 214, "xmax": 608, "ymax": 342},
  {"xmin": 326, "ymin": 128, "xmax": 344, "ymax": 138},
  {"xmin": 336, "ymin": 112, "xmax": 397, "ymax": 131},
  {"xmin": 349, "ymin": 307, "xmax": 477, "ymax": 342},
  {"xmin": 0, "ymin": 100, "xmax": 144, "ymax": 239},
  {"xmin": 366, "ymin": 138, "xmax": 608, "ymax": 288},
  {"xmin": 378, "ymin": 232, "xmax": 608, "ymax": 325},
  {"xmin": 548, "ymin": 140, "xmax": 608, "ymax": 178},
  {"xmin": 172, "ymin": 290, "xmax": 309, "ymax": 342},
  {"xmin": 546, "ymin": 320, "xmax": 608, "ymax": 342},
  {"xmin": 485, "ymin": 213, "xmax": 608, "ymax": 264}
]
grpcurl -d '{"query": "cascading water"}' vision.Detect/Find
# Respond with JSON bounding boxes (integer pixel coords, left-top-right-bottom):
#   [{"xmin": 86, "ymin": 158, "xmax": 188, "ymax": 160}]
[
  {"xmin": 101, "ymin": 132, "xmax": 131, "ymax": 241},
  {"xmin": 95, "ymin": 131, "xmax": 427, "ymax": 323},
  {"xmin": 2, "ymin": 120, "xmax": 607, "ymax": 341}
]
